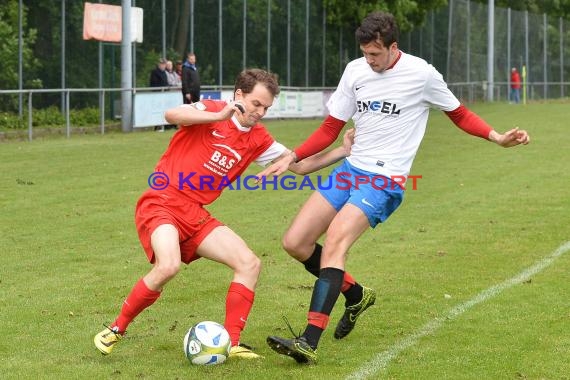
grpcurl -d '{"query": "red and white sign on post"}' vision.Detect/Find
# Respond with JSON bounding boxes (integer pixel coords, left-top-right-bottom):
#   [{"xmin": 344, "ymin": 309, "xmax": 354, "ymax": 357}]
[{"xmin": 82, "ymin": 2, "xmax": 143, "ymax": 43}]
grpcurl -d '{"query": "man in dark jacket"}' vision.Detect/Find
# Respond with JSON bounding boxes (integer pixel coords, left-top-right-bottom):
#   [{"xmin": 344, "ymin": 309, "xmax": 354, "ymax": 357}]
[
  {"xmin": 150, "ymin": 58, "xmax": 169, "ymax": 88},
  {"xmin": 149, "ymin": 58, "xmax": 170, "ymax": 131},
  {"xmin": 181, "ymin": 52, "xmax": 201, "ymax": 104}
]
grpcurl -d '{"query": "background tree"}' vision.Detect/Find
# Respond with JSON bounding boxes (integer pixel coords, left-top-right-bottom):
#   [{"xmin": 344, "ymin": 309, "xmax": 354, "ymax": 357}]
[
  {"xmin": 0, "ymin": 0, "xmax": 40, "ymax": 111},
  {"xmin": 2, "ymin": 0, "xmax": 568, "ymax": 114},
  {"xmin": 477, "ymin": 0, "xmax": 570, "ymax": 18},
  {"xmin": 322, "ymin": 0, "xmax": 448, "ymax": 31}
]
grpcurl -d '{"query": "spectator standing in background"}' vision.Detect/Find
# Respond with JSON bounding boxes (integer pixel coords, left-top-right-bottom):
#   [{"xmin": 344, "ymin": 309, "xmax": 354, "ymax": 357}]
[
  {"xmin": 510, "ymin": 67, "xmax": 521, "ymax": 104},
  {"xmin": 149, "ymin": 58, "xmax": 170, "ymax": 132},
  {"xmin": 165, "ymin": 60, "xmax": 181, "ymax": 87},
  {"xmin": 182, "ymin": 52, "xmax": 201, "ymax": 104},
  {"xmin": 175, "ymin": 61, "xmax": 183, "ymax": 81},
  {"xmin": 163, "ymin": 60, "xmax": 182, "ymax": 130},
  {"xmin": 149, "ymin": 58, "xmax": 169, "ymax": 88}
]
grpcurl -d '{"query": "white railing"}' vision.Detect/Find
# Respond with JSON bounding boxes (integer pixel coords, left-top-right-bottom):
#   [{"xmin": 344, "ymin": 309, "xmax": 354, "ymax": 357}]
[{"xmin": 1, "ymin": 82, "xmax": 568, "ymax": 141}]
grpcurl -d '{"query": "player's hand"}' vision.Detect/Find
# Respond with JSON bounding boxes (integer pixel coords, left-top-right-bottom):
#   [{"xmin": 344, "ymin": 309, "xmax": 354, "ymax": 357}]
[
  {"xmin": 342, "ymin": 128, "xmax": 355, "ymax": 156},
  {"xmin": 490, "ymin": 127, "xmax": 530, "ymax": 147},
  {"xmin": 255, "ymin": 152, "xmax": 296, "ymax": 181},
  {"xmin": 219, "ymin": 101, "xmax": 245, "ymax": 120}
]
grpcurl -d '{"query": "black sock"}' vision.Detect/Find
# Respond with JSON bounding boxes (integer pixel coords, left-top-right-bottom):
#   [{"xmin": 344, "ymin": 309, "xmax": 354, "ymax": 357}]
[
  {"xmin": 301, "ymin": 243, "xmax": 322, "ymax": 277},
  {"xmin": 302, "ymin": 244, "xmax": 362, "ymax": 304},
  {"xmin": 303, "ymin": 324, "xmax": 323, "ymax": 349},
  {"xmin": 343, "ymin": 282, "xmax": 363, "ymax": 307},
  {"xmin": 303, "ymin": 267, "xmax": 344, "ymax": 349}
]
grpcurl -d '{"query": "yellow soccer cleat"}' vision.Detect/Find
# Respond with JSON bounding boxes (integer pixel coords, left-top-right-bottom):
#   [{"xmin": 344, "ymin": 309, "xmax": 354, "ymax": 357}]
[
  {"xmin": 94, "ymin": 326, "xmax": 123, "ymax": 355},
  {"xmin": 229, "ymin": 343, "xmax": 263, "ymax": 359}
]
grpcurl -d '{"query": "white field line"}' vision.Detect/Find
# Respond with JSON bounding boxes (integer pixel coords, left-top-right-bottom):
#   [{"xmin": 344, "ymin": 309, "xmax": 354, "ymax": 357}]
[{"xmin": 346, "ymin": 241, "xmax": 570, "ymax": 380}]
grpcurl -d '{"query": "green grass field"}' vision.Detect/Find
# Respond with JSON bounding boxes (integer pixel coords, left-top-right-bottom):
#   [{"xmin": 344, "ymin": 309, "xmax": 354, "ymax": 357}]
[{"xmin": 1, "ymin": 102, "xmax": 569, "ymax": 379}]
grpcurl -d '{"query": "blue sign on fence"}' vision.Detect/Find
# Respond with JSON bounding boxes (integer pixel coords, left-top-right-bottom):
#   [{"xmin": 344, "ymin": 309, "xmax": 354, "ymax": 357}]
[{"xmin": 201, "ymin": 91, "xmax": 221, "ymax": 100}]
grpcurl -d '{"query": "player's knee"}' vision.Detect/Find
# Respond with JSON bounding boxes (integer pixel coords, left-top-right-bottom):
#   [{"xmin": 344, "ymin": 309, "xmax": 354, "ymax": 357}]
[
  {"xmin": 155, "ymin": 260, "xmax": 181, "ymax": 281},
  {"xmin": 281, "ymin": 234, "xmax": 293, "ymax": 253},
  {"xmin": 282, "ymin": 233, "xmax": 311, "ymax": 261},
  {"xmin": 248, "ymin": 254, "xmax": 262, "ymax": 276},
  {"xmin": 235, "ymin": 251, "xmax": 261, "ymax": 277},
  {"xmin": 282, "ymin": 231, "xmax": 301, "ymax": 255},
  {"xmin": 249, "ymin": 255, "xmax": 262, "ymax": 277},
  {"xmin": 322, "ymin": 235, "xmax": 350, "ymax": 259}
]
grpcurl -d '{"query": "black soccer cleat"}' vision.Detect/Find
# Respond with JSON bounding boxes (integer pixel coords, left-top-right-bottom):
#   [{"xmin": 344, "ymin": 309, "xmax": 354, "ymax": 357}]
[
  {"xmin": 334, "ymin": 286, "xmax": 376, "ymax": 339},
  {"xmin": 266, "ymin": 335, "xmax": 317, "ymax": 364}
]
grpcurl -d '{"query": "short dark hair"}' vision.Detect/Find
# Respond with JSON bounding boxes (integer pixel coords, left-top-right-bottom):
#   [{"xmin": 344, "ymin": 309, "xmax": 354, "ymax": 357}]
[
  {"xmin": 355, "ymin": 11, "xmax": 399, "ymax": 48},
  {"xmin": 234, "ymin": 69, "xmax": 280, "ymax": 97}
]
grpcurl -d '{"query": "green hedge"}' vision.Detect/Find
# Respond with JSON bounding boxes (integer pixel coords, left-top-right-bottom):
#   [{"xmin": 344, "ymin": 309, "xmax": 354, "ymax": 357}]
[{"xmin": 0, "ymin": 107, "xmax": 113, "ymax": 129}]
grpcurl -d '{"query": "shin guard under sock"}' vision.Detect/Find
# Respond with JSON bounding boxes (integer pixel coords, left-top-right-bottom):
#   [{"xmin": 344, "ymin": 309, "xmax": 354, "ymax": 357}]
[
  {"xmin": 302, "ymin": 244, "xmax": 362, "ymax": 305},
  {"xmin": 113, "ymin": 279, "xmax": 161, "ymax": 333},
  {"xmin": 303, "ymin": 267, "xmax": 344, "ymax": 348},
  {"xmin": 224, "ymin": 282, "xmax": 255, "ymax": 346}
]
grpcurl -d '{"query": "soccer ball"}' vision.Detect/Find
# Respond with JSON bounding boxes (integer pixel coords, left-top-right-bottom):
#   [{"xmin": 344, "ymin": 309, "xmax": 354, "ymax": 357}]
[{"xmin": 183, "ymin": 321, "xmax": 231, "ymax": 365}]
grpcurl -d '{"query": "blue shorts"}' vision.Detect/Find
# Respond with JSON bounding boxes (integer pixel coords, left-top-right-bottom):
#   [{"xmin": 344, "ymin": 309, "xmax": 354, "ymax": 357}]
[{"xmin": 318, "ymin": 160, "xmax": 404, "ymax": 228}]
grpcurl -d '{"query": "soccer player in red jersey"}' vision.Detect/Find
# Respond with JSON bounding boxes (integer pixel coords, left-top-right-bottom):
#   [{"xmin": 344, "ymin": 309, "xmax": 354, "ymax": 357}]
[{"xmin": 94, "ymin": 68, "xmax": 354, "ymax": 359}]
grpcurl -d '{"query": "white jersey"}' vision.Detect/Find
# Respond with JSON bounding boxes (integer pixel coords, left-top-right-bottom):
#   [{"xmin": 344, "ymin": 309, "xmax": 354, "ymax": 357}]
[{"xmin": 327, "ymin": 52, "xmax": 460, "ymax": 178}]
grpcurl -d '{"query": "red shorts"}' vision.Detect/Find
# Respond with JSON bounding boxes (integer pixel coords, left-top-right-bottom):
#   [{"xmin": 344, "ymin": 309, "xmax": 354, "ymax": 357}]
[{"xmin": 135, "ymin": 190, "xmax": 223, "ymax": 264}]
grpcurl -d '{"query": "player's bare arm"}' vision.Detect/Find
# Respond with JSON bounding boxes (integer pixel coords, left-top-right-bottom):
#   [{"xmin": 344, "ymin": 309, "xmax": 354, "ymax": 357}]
[
  {"xmin": 257, "ymin": 116, "xmax": 347, "ymax": 178},
  {"xmin": 288, "ymin": 128, "xmax": 354, "ymax": 175},
  {"xmin": 262, "ymin": 128, "xmax": 354, "ymax": 177},
  {"xmin": 488, "ymin": 127, "xmax": 530, "ymax": 147},
  {"xmin": 445, "ymin": 105, "xmax": 530, "ymax": 147},
  {"xmin": 164, "ymin": 102, "xmax": 244, "ymax": 126},
  {"xmin": 287, "ymin": 148, "xmax": 343, "ymax": 176},
  {"xmin": 256, "ymin": 152, "xmax": 295, "ymax": 179}
]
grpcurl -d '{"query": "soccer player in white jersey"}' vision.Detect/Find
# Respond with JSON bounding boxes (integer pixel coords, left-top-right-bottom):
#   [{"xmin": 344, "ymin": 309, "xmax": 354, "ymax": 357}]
[{"xmin": 260, "ymin": 11, "xmax": 530, "ymax": 364}]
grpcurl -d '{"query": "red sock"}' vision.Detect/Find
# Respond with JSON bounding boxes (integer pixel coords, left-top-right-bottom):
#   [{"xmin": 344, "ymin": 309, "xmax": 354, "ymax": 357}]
[
  {"xmin": 224, "ymin": 282, "xmax": 255, "ymax": 346},
  {"xmin": 308, "ymin": 311, "xmax": 330, "ymax": 329},
  {"xmin": 341, "ymin": 271, "xmax": 356, "ymax": 292},
  {"xmin": 112, "ymin": 279, "xmax": 161, "ymax": 333}
]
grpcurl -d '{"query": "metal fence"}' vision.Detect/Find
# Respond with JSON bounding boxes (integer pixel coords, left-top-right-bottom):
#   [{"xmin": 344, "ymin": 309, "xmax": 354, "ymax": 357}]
[
  {"xmin": 1, "ymin": 88, "xmax": 116, "ymax": 141},
  {"xmin": 3, "ymin": 0, "xmax": 569, "ymax": 140},
  {"xmin": 5, "ymin": 80, "xmax": 568, "ymax": 142},
  {"xmin": 0, "ymin": 85, "xmax": 321, "ymax": 141},
  {"xmin": 177, "ymin": 0, "xmax": 570, "ymax": 99},
  {"xmin": 12, "ymin": 1, "xmax": 570, "ymax": 96},
  {"xmin": 400, "ymin": 0, "xmax": 569, "ymax": 102}
]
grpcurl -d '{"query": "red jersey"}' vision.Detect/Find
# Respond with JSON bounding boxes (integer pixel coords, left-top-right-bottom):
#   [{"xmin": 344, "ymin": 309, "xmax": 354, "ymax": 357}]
[
  {"xmin": 154, "ymin": 100, "xmax": 276, "ymax": 205},
  {"xmin": 511, "ymin": 71, "xmax": 521, "ymax": 89}
]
